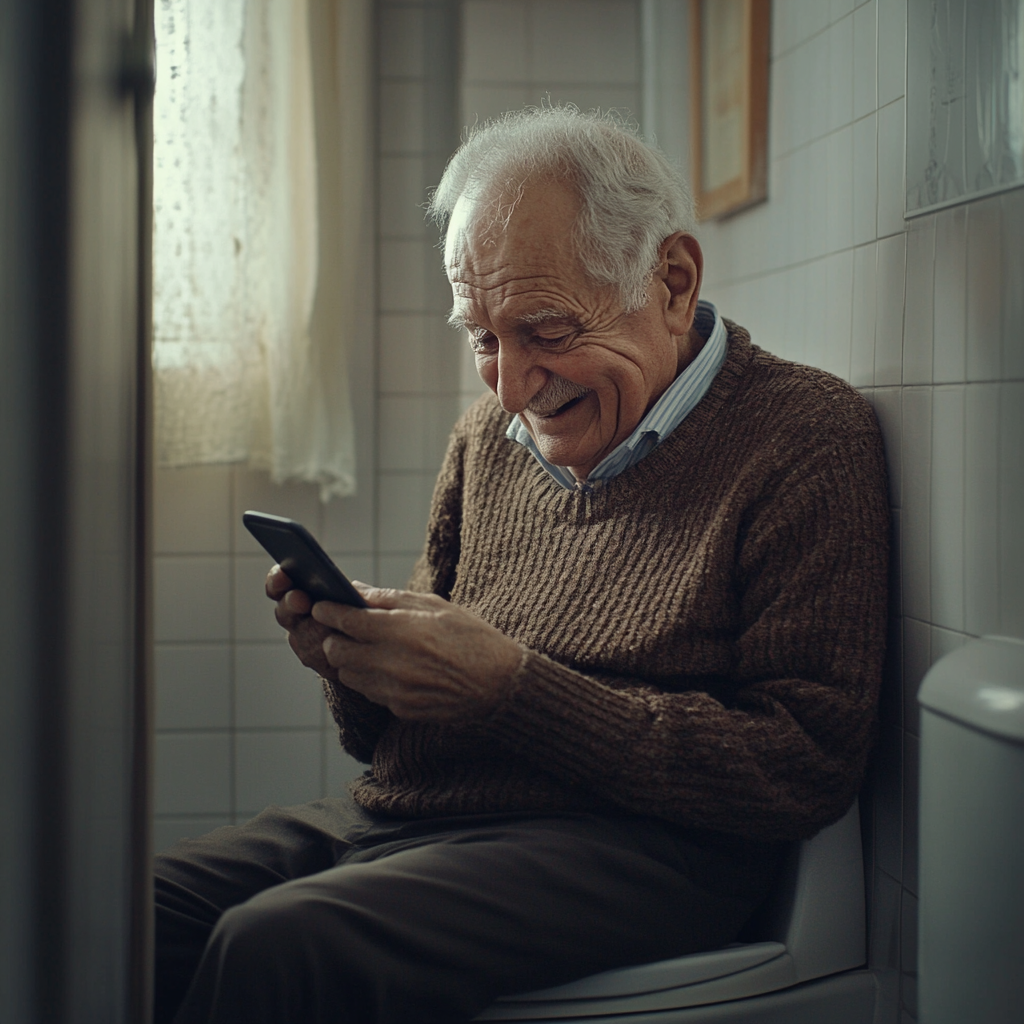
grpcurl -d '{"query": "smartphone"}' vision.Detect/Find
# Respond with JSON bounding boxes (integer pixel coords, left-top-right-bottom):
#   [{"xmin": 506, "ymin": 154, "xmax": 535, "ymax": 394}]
[{"xmin": 242, "ymin": 511, "xmax": 368, "ymax": 607}]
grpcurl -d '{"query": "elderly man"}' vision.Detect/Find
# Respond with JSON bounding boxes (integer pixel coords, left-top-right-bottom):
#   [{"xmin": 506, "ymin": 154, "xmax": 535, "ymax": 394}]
[{"xmin": 155, "ymin": 108, "xmax": 888, "ymax": 1024}]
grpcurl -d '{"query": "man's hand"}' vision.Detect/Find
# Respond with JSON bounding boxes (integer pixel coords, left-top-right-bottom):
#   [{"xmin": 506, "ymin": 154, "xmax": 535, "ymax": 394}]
[
  {"xmin": 267, "ymin": 564, "xmax": 340, "ymax": 682},
  {"xmin": 312, "ymin": 585, "xmax": 523, "ymax": 722}
]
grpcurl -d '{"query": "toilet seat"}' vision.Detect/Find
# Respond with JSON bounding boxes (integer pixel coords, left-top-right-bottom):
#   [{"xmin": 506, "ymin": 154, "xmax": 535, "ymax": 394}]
[{"xmin": 476, "ymin": 804, "xmax": 869, "ymax": 1022}]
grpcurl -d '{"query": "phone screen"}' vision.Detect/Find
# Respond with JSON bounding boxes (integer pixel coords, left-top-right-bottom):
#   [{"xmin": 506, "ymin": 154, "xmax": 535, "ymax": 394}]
[{"xmin": 242, "ymin": 511, "xmax": 368, "ymax": 607}]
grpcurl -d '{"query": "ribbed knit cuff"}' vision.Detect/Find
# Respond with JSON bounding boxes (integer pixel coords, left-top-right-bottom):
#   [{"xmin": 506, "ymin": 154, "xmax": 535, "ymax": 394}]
[{"xmin": 481, "ymin": 649, "xmax": 644, "ymax": 788}]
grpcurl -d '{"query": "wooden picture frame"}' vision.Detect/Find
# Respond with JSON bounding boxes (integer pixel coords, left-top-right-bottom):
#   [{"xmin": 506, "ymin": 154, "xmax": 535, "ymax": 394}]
[{"xmin": 690, "ymin": 0, "xmax": 770, "ymax": 220}]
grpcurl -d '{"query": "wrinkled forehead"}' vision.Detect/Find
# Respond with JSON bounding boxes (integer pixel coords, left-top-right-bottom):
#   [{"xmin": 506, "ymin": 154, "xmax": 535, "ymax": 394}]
[{"xmin": 443, "ymin": 178, "xmax": 580, "ymax": 279}]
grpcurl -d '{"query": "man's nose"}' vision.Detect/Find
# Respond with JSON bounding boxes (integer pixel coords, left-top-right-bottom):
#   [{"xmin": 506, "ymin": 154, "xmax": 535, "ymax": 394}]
[{"xmin": 494, "ymin": 342, "xmax": 546, "ymax": 414}]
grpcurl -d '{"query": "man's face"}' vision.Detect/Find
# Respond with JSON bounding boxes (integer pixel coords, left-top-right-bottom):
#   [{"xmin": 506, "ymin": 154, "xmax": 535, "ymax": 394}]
[{"xmin": 445, "ymin": 181, "xmax": 702, "ymax": 480}]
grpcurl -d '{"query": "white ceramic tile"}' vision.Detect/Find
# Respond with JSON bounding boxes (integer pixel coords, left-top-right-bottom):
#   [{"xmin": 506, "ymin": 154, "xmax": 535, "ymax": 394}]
[
  {"xmin": 232, "ymin": 471, "xmax": 323, "ymax": 554},
  {"xmin": 822, "ymin": 250, "xmax": 854, "ymax": 379},
  {"xmin": 379, "ymin": 314, "xmax": 462, "ymax": 395},
  {"xmin": 234, "ymin": 730, "xmax": 324, "ymax": 816},
  {"xmin": 851, "ymin": 241, "xmax": 877, "ymax": 386},
  {"xmin": 771, "ymin": 0, "xmax": 794, "ymax": 57},
  {"xmin": 321, "ymin": 486, "xmax": 375, "ymax": 556},
  {"xmin": 929, "ymin": 386, "xmax": 965, "ymax": 631},
  {"xmin": 901, "ymin": 218, "xmax": 934, "ymax": 384},
  {"xmin": 379, "ymin": 80, "xmax": 425, "ymax": 154},
  {"xmin": 377, "ymin": 472, "xmax": 436, "ymax": 553},
  {"xmin": 900, "ymin": 887, "xmax": 918, "ymax": 1018},
  {"xmin": 932, "ymin": 206, "xmax": 967, "ymax": 383},
  {"xmin": 964, "ymin": 384, "xmax": 1001, "ymax": 636},
  {"xmin": 423, "ymin": 240, "xmax": 455, "ymax": 314},
  {"xmin": 154, "ymin": 466, "xmax": 231, "ymax": 554},
  {"xmin": 901, "ymin": 732, "xmax": 919, "ymax": 897},
  {"xmin": 874, "ymin": 233, "xmax": 905, "ymax": 386},
  {"xmin": 152, "ymin": 816, "xmax": 233, "ymax": 856},
  {"xmin": 806, "ymin": 136, "xmax": 830, "ymax": 259},
  {"xmin": 890, "ymin": 507, "xmax": 903, "ymax": 621},
  {"xmin": 876, "ymin": 0, "xmax": 906, "ymax": 105},
  {"xmin": 378, "ymin": 157, "xmax": 430, "ymax": 238},
  {"xmin": 234, "ymin": 642, "xmax": 324, "ymax": 729},
  {"xmin": 876, "ymin": 98, "xmax": 905, "ymax": 238},
  {"xmin": 234, "ymin": 554, "xmax": 288, "ymax": 642},
  {"xmin": 826, "ymin": 125, "xmax": 854, "ymax": 254},
  {"xmin": 870, "ymin": 386, "xmax": 902, "ymax": 507},
  {"xmin": 154, "ymin": 732, "xmax": 232, "ymax": 815},
  {"xmin": 780, "ymin": 266, "xmax": 806, "ymax": 365},
  {"xmin": 1001, "ymin": 190, "xmax": 1024, "ymax": 380},
  {"xmin": 902, "ymin": 616, "xmax": 929, "ymax": 736},
  {"xmin": 831, "ymin": 0, "xmax": 857, "ymax": 23},
  {"xmin": 783, "ymin": 41, "xmax": 809, "ymax": 150},
  {"xmin": 461, "ymin": 85, "xmax": 532, "ymax": 128},
  {"xmin": 377, "ymin": 553, "xmax": 422, "ymax": 590},
  {"xmin": 378, "ymin": 4, "xmax": 425, "ymax": 78},
  {"xmin": 827, "ymin": 15, "xmax": 854, "ymax": 131},
  {"xmin": 900, "ymin": 387, "xmax": 932, "ymax": 622},
  {"xmin": 852, "ymin": 112, "xmax": 878, "ymax": 246},
  {"xmin": 379, "ymin": 395, "xmax": 460, "ymax": 472},
  {"xmin": 965, "ymin": 197, "xmax": 1002, "ymax": 382},
  {"xmin": 803, "ymin": 259, "xmax": 829, "ymax": 371},
  {"xmin": 805, "ymin": 31, "xmax": 831, "ymax": 144},
  {"xmin": 530, "ymin": 1, "xmax": 639, "ymax": 85},
  {"xmin": 378, "ymin": 240, "xmax": 429, "ymax": 313},
  {"xmin": 930, "ymin": 625, "xmax": 966, "ymax": 667},
  {"xmin": 770, "ymin": 49, "xmax": 794, "ymax": 157},
  {"xmin": 852, "ymin": 0, "xmax": 877, "ymax": 119},
  {"xmin": 868, "ymin": 867, "xmax": 902, "ymax": 971},
  {"xmin": 462, "ymin": 0, "xmax": 528, "ymax": 82},
  {"xmin": 999, "ymin": 382, "xmax": 1024, "ymax": 638},
  {"xmin": 155, "ymin": 644, "xmax": 232, "ymax": 730},
  {"xmin": 325, "ymin": 734, "xmax": 370, "ymax": 795},
  {"xmin": 154, "ymin": 556, "xmax": 231, "ymax": 642}
]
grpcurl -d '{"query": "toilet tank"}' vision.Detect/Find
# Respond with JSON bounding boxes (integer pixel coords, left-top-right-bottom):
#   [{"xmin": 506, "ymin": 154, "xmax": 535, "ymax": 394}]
[{"xmin": 917, "ymin": 635, "xmax": 1024, "ymax": 1024}]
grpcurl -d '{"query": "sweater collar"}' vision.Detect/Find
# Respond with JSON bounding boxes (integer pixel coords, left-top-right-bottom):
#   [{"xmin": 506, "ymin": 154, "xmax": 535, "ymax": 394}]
[{"xmin": 505, "ymin": 299, "xmax": 728, "ymax": 492}]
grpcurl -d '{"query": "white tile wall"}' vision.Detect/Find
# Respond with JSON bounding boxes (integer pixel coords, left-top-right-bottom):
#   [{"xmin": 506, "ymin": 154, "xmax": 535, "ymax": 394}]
[
  {"xmin": 149, "ymin": 8, "xmax": 1023, "ymax": 1020},
  {"xmin": 657, "ymin": 3, "xmax": 1024, "ymax": 1018}
]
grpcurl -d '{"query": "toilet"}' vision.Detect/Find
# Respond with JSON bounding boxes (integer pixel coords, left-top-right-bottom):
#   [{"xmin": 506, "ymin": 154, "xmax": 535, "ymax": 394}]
[
  {"xmin": 917, "ymin": 635, "xmax": 1024, "ymax": 1024},
  {"xmin": 476, "ymin": 801, "xmax": 876, "ymax": 1023}
]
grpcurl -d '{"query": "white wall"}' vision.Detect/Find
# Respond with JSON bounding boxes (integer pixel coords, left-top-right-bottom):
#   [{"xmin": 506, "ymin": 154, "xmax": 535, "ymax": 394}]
[
  {"xmin": 147, "ymin": 13, "xmax": 1024, "ymax": 1024},
  {"xmin": 151, "ymin": 0, "xmax": 644, "ymax": 854},
  {"xmin": 644, "ymin": 3, "xmax": 1024, "ymax": 1022}
]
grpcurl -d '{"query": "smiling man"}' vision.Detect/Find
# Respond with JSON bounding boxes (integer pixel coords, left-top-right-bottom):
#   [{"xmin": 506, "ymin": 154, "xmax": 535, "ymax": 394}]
[{"xmin": 155, "ymin": 108, "xmax": 890, "ymax": 1024}]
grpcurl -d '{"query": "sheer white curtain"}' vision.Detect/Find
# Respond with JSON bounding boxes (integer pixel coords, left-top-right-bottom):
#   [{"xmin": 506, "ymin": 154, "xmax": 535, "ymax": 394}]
[{"xmin": 153, "ymin": 0, "xmax": 362, "ymax": 499}]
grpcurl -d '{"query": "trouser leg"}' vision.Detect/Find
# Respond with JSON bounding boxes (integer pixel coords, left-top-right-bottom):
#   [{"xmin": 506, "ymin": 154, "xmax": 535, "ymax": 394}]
[
  {"xmin": 167, "ymin": 809, "xmax": 771, "ymax": 1024},
  {"xmin": 154, "ymin": 797, "xmax": 373, "ymax": 1024}
]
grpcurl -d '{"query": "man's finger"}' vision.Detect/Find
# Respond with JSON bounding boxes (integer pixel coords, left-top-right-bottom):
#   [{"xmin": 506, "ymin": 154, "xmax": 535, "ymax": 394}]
[{"xmin": 266, "ymin": 564, "xmax": 295, "ymax": 599}]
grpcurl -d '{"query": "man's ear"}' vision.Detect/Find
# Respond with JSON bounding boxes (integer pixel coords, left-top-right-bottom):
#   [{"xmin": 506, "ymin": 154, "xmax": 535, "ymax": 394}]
[{"xmin": 656, "ymin": 232, "xmax": 703, "ymax": 336}]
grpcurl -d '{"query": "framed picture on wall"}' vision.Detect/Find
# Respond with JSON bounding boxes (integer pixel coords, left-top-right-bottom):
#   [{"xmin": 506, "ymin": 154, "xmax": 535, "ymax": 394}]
[{"xmin": 690, "ymin": 0, "xmax": 770, "ymax": 220}]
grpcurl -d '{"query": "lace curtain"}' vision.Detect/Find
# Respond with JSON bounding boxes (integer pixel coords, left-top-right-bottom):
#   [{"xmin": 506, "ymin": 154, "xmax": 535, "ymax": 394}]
[{"xmin": 153, "ymin": 0, "xmax": 364, "ymax": 499}]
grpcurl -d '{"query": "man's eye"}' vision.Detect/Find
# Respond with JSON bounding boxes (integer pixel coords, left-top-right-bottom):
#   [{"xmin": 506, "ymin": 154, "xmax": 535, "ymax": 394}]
[
  {"xmin": 468, "ymin": 332, "xmax": 497, "ymax": 354},
  {"xmin": 534, "ymin": 333, "xmax": 575, "ymax": 349}
]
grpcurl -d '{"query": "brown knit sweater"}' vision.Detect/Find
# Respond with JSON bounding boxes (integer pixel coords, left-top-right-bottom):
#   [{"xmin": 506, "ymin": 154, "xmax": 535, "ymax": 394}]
[{"xmin": 323, "ymin": 323, "xmax": 890, "ymax": 844}]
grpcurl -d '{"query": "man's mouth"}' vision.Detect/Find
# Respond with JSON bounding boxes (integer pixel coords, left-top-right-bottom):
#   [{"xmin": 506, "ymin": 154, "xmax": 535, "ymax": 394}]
[
  {"xmin": 526, "ymin": 375, "xmax": 593, "ymax": 419},
  {"xmin": 538, "ymin": 393, "xmax": 589, "ymax": 418}
]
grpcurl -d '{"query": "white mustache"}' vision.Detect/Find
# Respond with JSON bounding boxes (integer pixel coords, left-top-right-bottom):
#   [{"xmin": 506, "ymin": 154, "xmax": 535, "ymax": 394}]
[{"xmin": 526, "ymin": 375, "xmax": 593, "ymax": 416}]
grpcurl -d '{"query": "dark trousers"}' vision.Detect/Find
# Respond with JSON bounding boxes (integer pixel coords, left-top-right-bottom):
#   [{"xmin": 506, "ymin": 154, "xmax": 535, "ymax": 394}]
[{"xmin": 155, "ymin": 795, "xmax": 780, "ymax": 1024}]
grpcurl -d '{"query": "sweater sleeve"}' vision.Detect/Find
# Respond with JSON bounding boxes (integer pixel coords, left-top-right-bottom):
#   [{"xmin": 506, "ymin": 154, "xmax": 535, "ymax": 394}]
[
  {"xmin": 322, "ymin": 421, "xmax": 470, "ymax": 762},
  {"xmin": 479, "ymin": 437, "xmax": 890, "ymax": 843}
]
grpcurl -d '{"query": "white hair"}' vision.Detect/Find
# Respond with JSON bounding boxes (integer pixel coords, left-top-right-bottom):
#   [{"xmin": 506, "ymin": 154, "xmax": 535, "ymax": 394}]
[{"xmin": 427, "ymin": 105, "xmax": 696, "ymax": 312}]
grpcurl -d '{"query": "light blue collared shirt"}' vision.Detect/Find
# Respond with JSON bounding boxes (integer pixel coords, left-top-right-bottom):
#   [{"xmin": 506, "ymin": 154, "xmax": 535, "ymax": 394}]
[{"xmin": 505, "ymin": 299, "xmax": 727, "ymax": 491}]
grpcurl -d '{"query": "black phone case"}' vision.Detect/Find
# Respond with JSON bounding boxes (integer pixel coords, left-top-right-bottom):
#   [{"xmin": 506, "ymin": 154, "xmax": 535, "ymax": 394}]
[{"xmin": 242, "ymin": 511, "xmax": 368, "ymax": 607}]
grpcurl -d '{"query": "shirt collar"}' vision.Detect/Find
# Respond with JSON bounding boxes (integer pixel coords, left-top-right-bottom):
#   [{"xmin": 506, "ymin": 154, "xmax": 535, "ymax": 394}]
[{"xmin": 506, "ymin": 299, "xmax": 727, "ymax": 491}]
